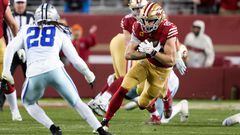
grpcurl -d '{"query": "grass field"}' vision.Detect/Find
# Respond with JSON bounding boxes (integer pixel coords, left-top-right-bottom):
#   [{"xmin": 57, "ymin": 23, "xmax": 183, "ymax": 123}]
[{"xmin": 1, "ymin": 99, "xmax": 240, "ymax": 135}]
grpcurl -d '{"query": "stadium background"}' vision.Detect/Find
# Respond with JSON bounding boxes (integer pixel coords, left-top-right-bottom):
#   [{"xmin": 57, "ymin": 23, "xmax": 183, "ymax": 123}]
[{"xmin": 10, "ymin": 0, "xmax": 240, "ymax": 100}]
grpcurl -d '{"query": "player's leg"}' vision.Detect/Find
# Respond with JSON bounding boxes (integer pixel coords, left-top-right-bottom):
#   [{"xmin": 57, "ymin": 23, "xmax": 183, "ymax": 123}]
[
  {"xmin": 123, "ymin": 82, "xmax": 145, "ymax": 110},
  {"xmin": 21, "ymin": 76, "xmax": 58, "ymax": 134},
  {"xmin": 103, "ymin": 61, "xmax": 148, "ymax": 125},
  {"xmin": 0, "ymin": 37, "xmax": 6, "ymax": 111},
  {"xmin": 222, "ymin": 113, "xmax": 240, "ymax": 126},
  {"xmin": 51, "ymin": 68, "xmax": 110, "ymax": 134},
  {"xmin": 161, "ymin": 71, "xmax": 189, "ymax": 123},
  {"xmin": 88, "ymin": 73, "xmax": 115, "ymax": 116},
  {"xmin": 0, "ymin": 38, "xmax": 22, "ymax": 120},
  {"xmin": 109, "ymin": 34, "xmax": 126, "ymax": 79},
  {"xmin": 160, "ymin": 100, "xmax": 189, "ymax": 123},
  {"xmin": 89, "ymin": 34, "xmax": 126, "ymax": 115}
]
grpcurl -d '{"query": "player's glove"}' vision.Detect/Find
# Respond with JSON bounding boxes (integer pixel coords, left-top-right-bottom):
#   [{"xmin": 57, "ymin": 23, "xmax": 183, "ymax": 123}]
[
  {"xmin": 17, "ymin": 49, "xmax": 26, "ymax": 63},
  {"xmin": 1, "ymin": 72, "xmax": 14, "ymax": 85},
  {"xmin": 84, "ymin": 70, "xmax": 96, "ymax": 89},
  {"xmin": 175, "ymin": 51, "xmax": 187, "ymax": 75},
  {"xmin": 138, "ymin": 40, "xmax": 158, "ymax": 57}
]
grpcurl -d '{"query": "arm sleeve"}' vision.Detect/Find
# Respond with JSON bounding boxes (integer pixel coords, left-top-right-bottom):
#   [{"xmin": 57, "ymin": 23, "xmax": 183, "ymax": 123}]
[
  {"xmin": 3, "ymin": 30, "xmax": 24, "ymax": 74},
  {"xmin": 204, "ymin": 37, "xmax": 215, "ymax": 67},
  {"xmin": 61, "ymin": 33, "xmax": 91, "ymax": 76}
]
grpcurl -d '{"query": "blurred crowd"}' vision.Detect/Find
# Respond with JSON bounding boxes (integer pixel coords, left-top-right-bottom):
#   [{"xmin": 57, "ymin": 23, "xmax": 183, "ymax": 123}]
[{"xmin": 63, "ymin": 0, "xmax": 240, "ymax": 15}]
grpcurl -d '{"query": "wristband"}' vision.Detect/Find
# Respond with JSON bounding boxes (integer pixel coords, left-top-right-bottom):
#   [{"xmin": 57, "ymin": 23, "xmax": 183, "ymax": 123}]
[{"xmin": 150, "ymin": 50, "xmax": 157, "ymax": 57}]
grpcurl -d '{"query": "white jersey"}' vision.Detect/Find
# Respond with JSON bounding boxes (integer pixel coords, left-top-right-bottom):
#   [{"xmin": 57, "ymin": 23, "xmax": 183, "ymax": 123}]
[
  {"xmin": 168, "ymin": 70, "xmax": 179, "ymax": 97},
  {"xmin": 184, "ymin": 20, "xmax": 215, "ymax": 68},
  {"xmin": 4, "ymin": 24, "xmax": 90, "ymax": 78}
]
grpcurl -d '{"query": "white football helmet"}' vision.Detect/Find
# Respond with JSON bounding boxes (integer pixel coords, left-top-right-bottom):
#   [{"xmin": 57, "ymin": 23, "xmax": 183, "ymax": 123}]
[
  {"xmin": 34, "ymin": 3, "xmax": 60, "ymax": 24},
  {"xmin": 129, "ymin": 0, "xmax": 148, "ymax": 16}
]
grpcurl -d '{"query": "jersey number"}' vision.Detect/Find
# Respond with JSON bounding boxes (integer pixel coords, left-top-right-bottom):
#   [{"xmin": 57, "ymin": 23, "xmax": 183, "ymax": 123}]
[{"xmin": 26, "ymin": 26, "xmax": 56, "ymax": 49}]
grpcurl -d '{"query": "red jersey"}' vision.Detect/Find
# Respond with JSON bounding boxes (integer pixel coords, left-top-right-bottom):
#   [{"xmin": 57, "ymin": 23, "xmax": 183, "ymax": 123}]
[
  {"xmin": 120, "ymin": 14, "xmax": 137, "ymax": 34},
  {"xmin": 221, "ymin": 0, "xmax": 240, "ymax": 10},
  {"xmin": 0, "ymin": 0, "xmax": 8, "ymax": 38},
  {"xmin": 72, "ymin": 34, "xmax": 96, "ymax": 62},
  {"xmin": 132, "ymin": 19, "xmax": 178, "ymax": 67}
]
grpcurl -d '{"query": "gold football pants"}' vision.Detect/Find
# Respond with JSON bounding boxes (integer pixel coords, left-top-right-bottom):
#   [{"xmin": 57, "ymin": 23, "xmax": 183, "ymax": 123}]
[
  {"xmin": 0, "ymin": 37, "xmax": 6, "ymax": 75},
  {"xmin": 110, "ymin": 34, "xmax": 126, "ymax": 79},
  {"xmin": 121, "ymin": 59, "xmax": 172, "ymax": 108}
]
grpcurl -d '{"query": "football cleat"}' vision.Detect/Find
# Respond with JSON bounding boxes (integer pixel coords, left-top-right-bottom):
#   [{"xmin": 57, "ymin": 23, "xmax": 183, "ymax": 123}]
[
  {"xmin": 12, "ymin": 111, "xmax": 22, "ymax": 121},
  {"xmin": 222, "ymin": 113, "xmax": 240, "ymax": 126},
  {"xmin": 88, "ymin": 99, "xmax": 105, "ymax": 117},
  {"xmin": 179, "ymin": 100, "xmax": 189, "ymax": 122},
  {"xmin": 145, "ymin": 115, "xmax": 161, "ymax": 125},
  {"xmin": 101, "ymin": 118, "xmax": 110, "ymax": 130},
  {"xmin": 97, "ymin": 126, "xmax": 112, "ymax": 135},
  {"xmin": 123, "ymin": 101, "xmax": 138, "ymax": 110},
  {"xmin": 163, "ymin": 91, "xmax": 173, "ymax": 119},
  {"xmin": 50, "ymin": 125, "xmax": 62, "ymax": 135}
]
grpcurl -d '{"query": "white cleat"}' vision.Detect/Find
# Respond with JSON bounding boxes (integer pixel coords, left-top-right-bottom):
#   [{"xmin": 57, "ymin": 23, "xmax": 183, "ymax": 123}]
[
  {"xmin": 88, "ymin": 99, "xmax": 105, "ymax": 117},
  {"xmin": 94, "ymin": 97, "xmax": 108, "ymax": 113},
  {"xmin": 179, "ymin": 100, "xmax": 189, "ymax": 122},
  {"xmin": 123, "ymin": 101, "xmax": 138, "ymax": 111},
  {"xmin": 12, "ymin": 111, "xmax": 22, "ymax": 121},
  {"xmin": 222, "ymin": 113, "xmax": 240, "ymax": 126}
]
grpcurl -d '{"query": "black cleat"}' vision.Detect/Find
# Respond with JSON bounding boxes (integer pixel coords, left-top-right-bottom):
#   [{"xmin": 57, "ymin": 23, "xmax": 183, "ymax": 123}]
[
  {"xmin": 97, "ymin": 127, "xmax": 112, "ymax": 135},
  {"xmin": 101, "ymin": 118, "xmax": 109, "ymax": 127},
  {"xmin": 50, "ymin": 125, "xmax": 62, "ymax": 135}
]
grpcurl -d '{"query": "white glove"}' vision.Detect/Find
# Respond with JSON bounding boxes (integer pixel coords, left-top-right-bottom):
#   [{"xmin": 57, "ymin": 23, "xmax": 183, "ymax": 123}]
[
  {"xmin": 138, "ymin": 40, "xmax": 157, "ymax": 57},
  {"xmin": 178, "ymin": 45, "xmax": 188, "ymax": 59},
  {"xmin": 17, "ymin": 49, "xmax": 26, "ymax": 63},
  {"xmin": 176, "ymin": 52, "xmax": 187, "ymax": 75},
  {"xmin": 2, "ymin": 72, "xmax": 14, "ymax": 85},
  {"xmin": 84, "ymin": 70, "xmax": 95, "ymax": 84}
]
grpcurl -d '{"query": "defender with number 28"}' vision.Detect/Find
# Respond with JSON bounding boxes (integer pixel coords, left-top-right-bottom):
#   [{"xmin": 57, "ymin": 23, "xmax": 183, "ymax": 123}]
[{"xmin": 2, "ymin": 3, "xmax": 111, "ymax": 135}]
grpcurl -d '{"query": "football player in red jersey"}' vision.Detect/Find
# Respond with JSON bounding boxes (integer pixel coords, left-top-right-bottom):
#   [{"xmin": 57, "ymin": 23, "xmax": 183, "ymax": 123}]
[
  {"xmin": 88, "ymin": 0, "xmax": 148, "ymax": 116},
  {"xmin": 0, "ymin": 0, "xmax": 22, "ymax": 121},
  {"xmin": 101, "ymin": 2, "xmax": 181, "ymax": 128}
]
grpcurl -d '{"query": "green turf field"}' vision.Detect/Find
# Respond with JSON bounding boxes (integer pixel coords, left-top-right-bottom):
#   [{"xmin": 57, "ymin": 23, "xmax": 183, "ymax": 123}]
[{"xmin": 0, "ymin": 99, "xmax": 240, "ymax": 135}]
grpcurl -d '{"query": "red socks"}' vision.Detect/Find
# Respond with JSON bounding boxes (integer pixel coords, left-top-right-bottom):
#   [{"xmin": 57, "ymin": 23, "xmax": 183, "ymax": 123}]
[
  {"xmin": 100, "ymin": 83, "xmax": 109, "ymax": 95},
  {"xmin": 106, "ymin": 77, "xmax": 123, "ymax": 95},
  {"xmin": 105, "ymin": 86, "xmax": 128, "ymax": 121}
]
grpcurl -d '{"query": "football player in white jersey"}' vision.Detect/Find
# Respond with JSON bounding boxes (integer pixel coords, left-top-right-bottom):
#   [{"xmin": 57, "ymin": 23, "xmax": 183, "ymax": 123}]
[
  {"xmin": 2, "ymin": 3, "xmax": 111, "ymax": 135},
  {"xmin": 222, "ymin": 113, "xmax": 240, "ymax": 126}
]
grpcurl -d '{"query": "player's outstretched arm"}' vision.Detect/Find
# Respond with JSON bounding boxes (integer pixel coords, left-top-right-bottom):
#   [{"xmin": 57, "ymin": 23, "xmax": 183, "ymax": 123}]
[
  {"xmin": 61, "ymin": 34, "xmax": 95, "ymax": 84},
  {"xmin": 154, "ymin": 37, "xmax": 177, "ymax": 67}
]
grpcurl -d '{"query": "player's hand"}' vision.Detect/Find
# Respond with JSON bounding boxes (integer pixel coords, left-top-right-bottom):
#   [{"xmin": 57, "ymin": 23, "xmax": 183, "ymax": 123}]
[
  {"xmin": 138, "ymin": 40, "xmax": 157, "ymax": 57},
  {"xmin": 17, "ymin": 49, "xmax": 26, "ymax": 63},
  {"xmin": 89, "ymin": 25, "xmax": 98, "ymax": 34},
  {"xmin": 176, "ymin": 52, "xmax": 187, "ymax": 75},
  {"xmin": 89, "ymin": 80, "xmax": 95, "ymax": 89},
  {"xmin": 1, "ymin": 72, "xmax": 14, "ymax": 85},
  {"xmin": 84, "ymin": 71, "xmax": 95, "ymax": 88}
]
